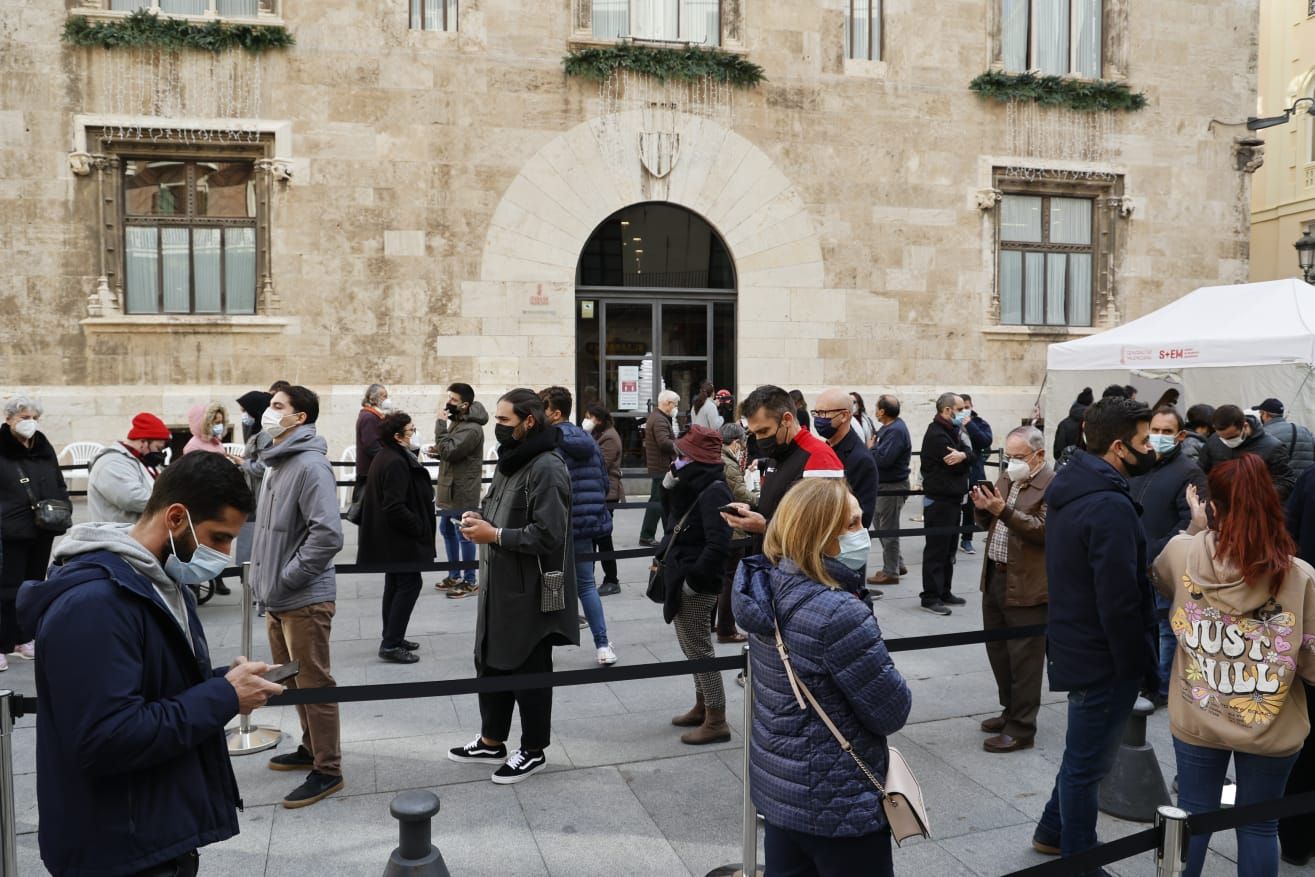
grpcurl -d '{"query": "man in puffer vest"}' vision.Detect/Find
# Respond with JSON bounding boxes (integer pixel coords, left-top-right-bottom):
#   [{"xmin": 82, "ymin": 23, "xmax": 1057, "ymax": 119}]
[{"xmin": 541, "ymin": 386, "xmax": 617, "ymax": 666}]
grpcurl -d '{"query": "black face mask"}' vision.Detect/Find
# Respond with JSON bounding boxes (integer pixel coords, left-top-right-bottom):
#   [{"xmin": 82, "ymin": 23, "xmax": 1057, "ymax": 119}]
[
  {"xmin": 446, "ymin": 403, "xmax": 463, "ymax": 418},
  {"xmin": 494, "ymin": 423, "xmax": 519, "ymax": 448},
  {"xmin": 141, "ymin": 451, "xmax": 167, "ymax": 468},
  {"xmin": 756, "ymin": 422, "xmax": 792, "ymax": 461},
  {"xmin": 1119, "ymin": 442, "xmax": 1157, "ymax": 478}
]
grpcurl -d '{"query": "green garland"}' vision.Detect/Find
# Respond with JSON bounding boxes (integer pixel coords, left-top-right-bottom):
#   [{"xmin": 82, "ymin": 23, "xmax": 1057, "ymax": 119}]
[
  {"xmin": 63, "ymin": 9, "xmax": 294, "ymax": 53},
  {"xmin": 564, "ymin": 42, "xmax": 764, "ymax": 87},
  {"xmin": 970, "ymin": 70, "xmax": 1146, "ymax": 112}
]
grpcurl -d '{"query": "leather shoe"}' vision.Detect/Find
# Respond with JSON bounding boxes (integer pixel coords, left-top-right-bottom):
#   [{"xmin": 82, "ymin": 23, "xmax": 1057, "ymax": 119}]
[
  {"xmin": 984, "ymin": 734, "xmax": 1034, "ymax": 753},
  {"xmin": 899, "ymin": 564, "xmax": 908, "ymax": 576},
  {"xmin": 980, "ymin": 716, "xmax": 1006, "ymax": 733},
  {"xmin": 867, "ymin": 571, "xmax": 899, "ymax": 585}
]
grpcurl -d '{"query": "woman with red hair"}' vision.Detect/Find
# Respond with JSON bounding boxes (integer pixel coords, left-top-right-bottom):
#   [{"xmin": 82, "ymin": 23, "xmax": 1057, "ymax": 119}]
[{"xmin": 1153, "ymin": 454, "xmax": 1315, "ymax": 877}]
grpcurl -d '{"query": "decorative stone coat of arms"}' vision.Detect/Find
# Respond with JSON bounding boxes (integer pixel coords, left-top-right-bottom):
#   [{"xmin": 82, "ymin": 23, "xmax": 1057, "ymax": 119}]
[{"xmin": 638, "ymin": 130, "xmax": 682, "ymax": 179}]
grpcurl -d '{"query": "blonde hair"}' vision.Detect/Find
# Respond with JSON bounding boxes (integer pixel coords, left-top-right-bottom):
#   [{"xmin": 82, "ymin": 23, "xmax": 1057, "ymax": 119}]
[{"xmin": 763, "ymin": 478, "xmax": 852, "ymax": 588}]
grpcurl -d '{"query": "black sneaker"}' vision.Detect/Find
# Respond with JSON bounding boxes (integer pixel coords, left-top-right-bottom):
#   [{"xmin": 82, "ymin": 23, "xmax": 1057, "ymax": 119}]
[
  {"xmin": 638, "ymin": 538, "xmax": 657, "ymax": 547},
  {"xmin": 213, "ymin": 579, "xmax": 231, "ymax": 596},
  {"xmin": 379, "ymin": 646, "xmax": 419, "ymax": 664},
  {"xmin": 491, "ymin": 749, "xmax": 547, "ymax": 785},
  {"xmin": 282, "ymin": 770, "xmax": 344, "ymax": 809},
  {"xmin": 921, "ymin": 601, "xmax": 953, "ymax": 616},
  {"xmin": 868, "ymin": 588, "xmax": 884, "ymax": 599},
  {"xmin": 267, "ymin": 746, "xmax": 315, "ymax": 772},
  {"xmin": 448, "ymin": 737, "xmax": 507, "ymax": 764},
  {"xmin": 942, "ymin": 594, "xmax": 967, "ymax": 606},
  {"xmin": 400, "ymin": 639, "xmax": 420, "ymax": 651},
  {"xmin": 597, "ymin": 581, "xmax": 621, "ymax": 597}
]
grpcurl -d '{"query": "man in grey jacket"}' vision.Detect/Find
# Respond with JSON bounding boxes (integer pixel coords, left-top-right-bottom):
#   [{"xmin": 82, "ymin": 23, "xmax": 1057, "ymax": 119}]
[
  {"xmin": 249, "ymin": 386, "xmax": 346, "ymax": 808},
  {"xmin": 1257, "ymin": 397, "xmax": 1315, "ymax": 473},
  {"xmin": 87, "ymin": 412, "xmax": 172, "ymax": 524}
]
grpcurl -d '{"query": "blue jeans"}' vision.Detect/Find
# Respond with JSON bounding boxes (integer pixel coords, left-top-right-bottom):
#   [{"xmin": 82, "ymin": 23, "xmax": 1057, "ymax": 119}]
[
  {"xmin": 440, "ymin": 515, "xmax": 477, "ymax": 583},
  {"xmin": 1174, "ymin": 739, "xmax": 1298, "ymax": 877},
  {"xmin": 1036, "ymin": 679, "xmax": 1142, "ymax": 861},
  {"xmin": 1154, "ymin": 592, "xmax": 1175, "ymax": 699},
  {"xmin": 575, "ymin": 536, "xmax": 609, "ymax": 649}
]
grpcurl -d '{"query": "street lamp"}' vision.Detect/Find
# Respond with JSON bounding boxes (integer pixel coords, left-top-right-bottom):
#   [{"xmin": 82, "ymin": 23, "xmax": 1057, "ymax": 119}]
[{"xmin": 1296, "ymin": 229, "xmax": 1315, "ymax": 285}]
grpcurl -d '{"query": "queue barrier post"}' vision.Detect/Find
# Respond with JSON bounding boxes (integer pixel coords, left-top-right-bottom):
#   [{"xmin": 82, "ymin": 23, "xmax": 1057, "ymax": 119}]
[
  {"xmin": 382, "ymin": 790, "xmax": 450, "ymax": 877},
  {"xmin": 1154, "ymin": 805, "xmax": 1189, "ymax": 877},
  {"xmin": 706, "ymin": 644, "xmax": 763, "ymax": 877},
  {"xmin": 0, "ymin": 691, "xmax": 17, "ymax": 877},
  {"xmin": 226, "ymin": 562, "xmax": 282, "ymax": 756},
  {"xmin": 1098, "ymin": 696, "xmax": 1170, "ymax": 822}
]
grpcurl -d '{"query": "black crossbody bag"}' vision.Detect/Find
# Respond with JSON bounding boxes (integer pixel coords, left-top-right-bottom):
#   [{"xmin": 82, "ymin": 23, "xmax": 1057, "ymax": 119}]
[{"xmin": 16, "ymin": 463, "xmax": 72, "ymax": 534}]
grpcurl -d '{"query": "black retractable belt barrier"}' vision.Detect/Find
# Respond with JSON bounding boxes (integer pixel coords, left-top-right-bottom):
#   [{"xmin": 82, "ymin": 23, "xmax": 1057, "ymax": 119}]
[{"xmin": 1000, "ymin": 827, "xmax": 1160, "ymax": 877}]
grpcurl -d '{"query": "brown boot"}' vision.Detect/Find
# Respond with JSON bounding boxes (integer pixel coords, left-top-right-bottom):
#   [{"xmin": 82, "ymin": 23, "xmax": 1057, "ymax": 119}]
[
  {"xmin": 681, "ymin": 707, "xmax": 732, "ymax": 745},
  {"xmin": 672, "ymin": 692, "xmax": 706, "ymax": 727}
]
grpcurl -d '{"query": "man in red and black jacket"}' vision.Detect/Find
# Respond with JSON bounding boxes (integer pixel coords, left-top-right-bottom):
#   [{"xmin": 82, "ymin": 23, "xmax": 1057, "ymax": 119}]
[
  {"xmin": 720, "ymin": 385, "xmax": 844, "ymax": 556},
  {"xmin": 919, "ymin": 392, "xmax": 975, "ymax": 616}
]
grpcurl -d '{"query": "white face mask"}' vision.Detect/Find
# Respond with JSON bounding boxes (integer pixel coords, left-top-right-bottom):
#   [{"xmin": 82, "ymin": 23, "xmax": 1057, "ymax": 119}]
[
  {"xmin": 262, "ymin": 407, "xmax": 295, "ymax": 440},
  {"xmin": 835, "ymin": 528, "xmax": 872, "ymax": 571},
  {"xmin": 210, "ymin": 423, "xmax": 225, "ymax": 437},
  {"xmin": 1006, "ymin": 459, "xmax": 1033, "ymax": 482},
  {"xmin": 379, "ymin": 398, "xmax": 394, "ymax": 411},
  {"xmin": 13, "ymin": 420, "xmax": 38, "ymax": 440},
  {"xmin": 1220, "ymin": 434, "xmax": 1245, "ymax": 449},
  {"xmin": 581, "ymin": 418, "xmax": 596, "ymax": 433}
]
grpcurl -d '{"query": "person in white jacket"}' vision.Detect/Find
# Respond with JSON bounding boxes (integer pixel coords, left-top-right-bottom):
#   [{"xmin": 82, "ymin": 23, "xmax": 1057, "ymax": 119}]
[{"xmin": 87, "ymin": 413, "xmax": 172, "ymax": 524}]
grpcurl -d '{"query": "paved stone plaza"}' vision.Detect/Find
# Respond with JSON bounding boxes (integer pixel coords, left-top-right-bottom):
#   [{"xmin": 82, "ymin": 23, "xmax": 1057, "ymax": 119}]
[{"xmin": 4, "ymin": 502, "xmax": 1303, "ymax": 876}]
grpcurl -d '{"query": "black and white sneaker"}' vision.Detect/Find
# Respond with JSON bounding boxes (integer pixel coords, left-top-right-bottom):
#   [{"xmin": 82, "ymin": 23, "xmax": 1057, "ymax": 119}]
[
  {"xmin": 447, "ymin": 737, "xmax": 507, "ymax": 764},
  {"xmin": 491, "ymin": 748, "xmax": 547, "ymax": 785}
]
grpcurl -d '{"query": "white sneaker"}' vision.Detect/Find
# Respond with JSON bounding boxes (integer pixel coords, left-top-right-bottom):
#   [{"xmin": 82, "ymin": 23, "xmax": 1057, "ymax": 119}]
[
  {"xmin": 12, "ymin": 642, "xmax": 34, "ymax": 661},
  {"xmin": 596, "ymin": 644, "xmax": 617, "ymax": 665},
  {"xmin": 0, "ymin": 654, "xmax": 8, "ymax": 672}
]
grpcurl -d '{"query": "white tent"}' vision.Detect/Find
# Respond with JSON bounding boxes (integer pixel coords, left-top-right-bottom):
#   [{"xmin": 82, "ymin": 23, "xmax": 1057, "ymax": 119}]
[{"xmin": 1044, "ymin": 279, "xmax": 1315, "ymax": 436}]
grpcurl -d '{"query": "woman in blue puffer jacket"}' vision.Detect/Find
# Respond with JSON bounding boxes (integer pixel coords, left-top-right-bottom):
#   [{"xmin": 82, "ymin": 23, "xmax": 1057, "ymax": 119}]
[{"xmin": 734, "ymin": 477, "xmax": 912, "ymax": 876}]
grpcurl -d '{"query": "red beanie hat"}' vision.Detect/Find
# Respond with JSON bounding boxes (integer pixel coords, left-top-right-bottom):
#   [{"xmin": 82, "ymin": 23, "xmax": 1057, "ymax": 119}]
[
  {"xmin": 675, "ymin": 425, "xmax": 724, "ymax": 465},
  {"xmin": 128, "ymin": 412, "xmax": 171, "ymax": 441}
]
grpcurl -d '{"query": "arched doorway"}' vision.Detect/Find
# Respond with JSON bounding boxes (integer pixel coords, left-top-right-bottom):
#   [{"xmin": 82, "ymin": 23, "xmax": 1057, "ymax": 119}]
[{"xmin": 575, "ymin": 202, "xmax": 736, "ymax": 467}]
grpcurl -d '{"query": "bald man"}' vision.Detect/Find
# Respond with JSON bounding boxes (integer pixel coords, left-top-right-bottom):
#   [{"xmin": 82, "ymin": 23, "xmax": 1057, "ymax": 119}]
[{"xmin": 813, "ymin": 388, "xmax": 878, "ymax": 530}]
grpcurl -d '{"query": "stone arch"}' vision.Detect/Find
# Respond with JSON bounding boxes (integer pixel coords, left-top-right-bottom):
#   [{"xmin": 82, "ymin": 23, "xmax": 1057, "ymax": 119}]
[{"xmin": 461, "ymin": 112, "xmax": 831, "ymax": 393}]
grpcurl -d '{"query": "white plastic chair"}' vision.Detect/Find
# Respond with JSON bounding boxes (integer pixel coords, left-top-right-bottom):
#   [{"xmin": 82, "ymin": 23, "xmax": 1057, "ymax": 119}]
[
  {"xmin": 418, "ymin": 443, "xmax": 439, "ymax": 484},
  {"xmin": 338, "ymin": 447, "xmax": 357, "ymax": 510},
  {"xmin": 162, "ymin": 446, "xmax": 173, "ymax": 467},
  {"xmin": 222, "ymin": 442, "xmax": 245, "ymax": 457},
  {"xmin": 60, "ymin": 441, "xmax": 105, "ymax": 486}
]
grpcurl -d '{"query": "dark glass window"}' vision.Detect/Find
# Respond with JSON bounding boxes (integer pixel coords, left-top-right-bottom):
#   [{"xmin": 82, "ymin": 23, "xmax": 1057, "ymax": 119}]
[{"xmin": 578, "ymin": 203, "xmax": 735, "ymax": 289}]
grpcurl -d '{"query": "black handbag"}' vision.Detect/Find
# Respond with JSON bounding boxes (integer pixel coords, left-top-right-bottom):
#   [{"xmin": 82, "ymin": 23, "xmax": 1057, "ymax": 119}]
[
  {"xmin": 16, "ymin": 463, "xmax": 72, "ymax": 534},
  {"xmin": 645, "ymin": 486, "xmax": 711, "ymax": 604},
  {"xmin": 346, "ymin": 500, "xmax": 363, "ymax": 525}
]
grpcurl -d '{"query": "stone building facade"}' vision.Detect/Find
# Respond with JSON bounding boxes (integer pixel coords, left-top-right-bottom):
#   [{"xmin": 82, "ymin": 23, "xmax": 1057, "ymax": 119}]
[{"xmin": 1, "ymin": 0, "xmax": 1257, "ymax": 461}]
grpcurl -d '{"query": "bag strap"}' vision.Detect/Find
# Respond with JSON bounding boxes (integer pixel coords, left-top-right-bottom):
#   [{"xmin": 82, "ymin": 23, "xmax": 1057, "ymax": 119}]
[
  {"xmin": 772, "ymin": 618, "xmax": 888, "ymax": 797},
  {"xmin": 655, "ymin": 484, "xmax": 714, "ymax": 563},
  {"xmin": 13, "ymin": 463, "xmax": 38, "ymax": 509}
]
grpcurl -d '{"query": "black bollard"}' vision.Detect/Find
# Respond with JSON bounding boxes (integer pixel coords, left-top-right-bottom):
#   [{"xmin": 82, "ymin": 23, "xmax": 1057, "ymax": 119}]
[
  {"xmin": 382, "ymin": 790, "xmax": 450, "ymax": 877},
  {"xmin": 1098, "ymin": 696, "xmax": 1171, "ymax": 822}
]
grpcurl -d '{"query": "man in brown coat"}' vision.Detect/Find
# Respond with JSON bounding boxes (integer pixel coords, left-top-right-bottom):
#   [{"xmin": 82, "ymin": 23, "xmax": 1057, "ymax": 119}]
[
  {"xmin": 970, "ymin": 425, "xmax": 1053, "ymax": 753},
  {"xmin": 639, "ymin": 390, "xmax": 680, "ymax": 546}
]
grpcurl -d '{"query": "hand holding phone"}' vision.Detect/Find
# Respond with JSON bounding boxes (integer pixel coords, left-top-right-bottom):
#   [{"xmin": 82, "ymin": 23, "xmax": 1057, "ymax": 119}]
[
  {"xmin": 717, "ymin": 504, "xmax": 747, "ymax": 517},
  {"xmin": 260, "ymin": 661, "xmax": 300, "ymax": 684}
]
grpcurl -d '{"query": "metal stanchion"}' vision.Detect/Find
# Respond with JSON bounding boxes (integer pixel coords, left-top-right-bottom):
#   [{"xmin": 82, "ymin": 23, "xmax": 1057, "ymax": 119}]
[
  {"xmin": 226, "ymin": 563, "xmax": 282, "ymax": 755},
  {"xmin": 0, "ymin": 691, "xmax": 17, "ymax": 877},
  {"xmin": 706, "ymin": 645, "xmax": 762, "ymax": 877},
  {"xmin": 1155, "ymin": 805, "xmax": 1189, "ymax": 877}
]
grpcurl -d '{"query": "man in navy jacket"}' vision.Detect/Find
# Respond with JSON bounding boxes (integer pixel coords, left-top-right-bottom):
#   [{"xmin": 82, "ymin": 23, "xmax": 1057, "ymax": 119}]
[
  {"xmin": 870, "ymin": 394, "xmax": 911, "ymax": 586},
  {"xmin": 959, "ymin": 394, "xmax": 994, "ymax": 554},
  {"xmin": 17, "ymin": 452, "xmax": 283, "ymax": 877},
  {"xmin": 1032, "ymin": 397, "xmax": 1159, "ymax": 862},
  {"xmin": 918, "ymin": 392, "xmax": 975, "ymax": 616}
]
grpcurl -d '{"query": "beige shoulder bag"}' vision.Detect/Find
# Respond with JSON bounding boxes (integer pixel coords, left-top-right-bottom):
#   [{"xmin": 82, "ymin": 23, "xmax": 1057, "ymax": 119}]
[{"xmin": 772, "ymin": 620, "xmax": 931, "ymax": 846}]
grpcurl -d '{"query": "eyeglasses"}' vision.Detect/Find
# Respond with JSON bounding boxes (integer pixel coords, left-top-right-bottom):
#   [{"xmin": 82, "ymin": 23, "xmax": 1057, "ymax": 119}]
[
  {"xmin": 1005, "ymin": 450, "xmax": 1039, "ymax": 463},
  {"xmin": 810, "ymin": 408, "xmax": 849, "ymax": 418}
]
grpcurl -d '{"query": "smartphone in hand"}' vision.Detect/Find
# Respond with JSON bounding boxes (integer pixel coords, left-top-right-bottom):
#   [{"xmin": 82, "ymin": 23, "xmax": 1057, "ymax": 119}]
[
  {"xmin": 718, "ymin": 504, "xmax": 747, "ymax": 517},
  {"xmin": 974, "ymin": 480, "xmax": 995, "ymax": 493},
  {"xmin": 260, "ymin": 661, "xmax": 300, "ymax": 684}
]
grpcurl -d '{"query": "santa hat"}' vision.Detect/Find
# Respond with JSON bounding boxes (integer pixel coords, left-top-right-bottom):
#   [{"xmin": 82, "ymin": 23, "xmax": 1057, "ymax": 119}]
[{"xmin": 128, "ymin": 412, "xmax": 171, "ymax": 441}]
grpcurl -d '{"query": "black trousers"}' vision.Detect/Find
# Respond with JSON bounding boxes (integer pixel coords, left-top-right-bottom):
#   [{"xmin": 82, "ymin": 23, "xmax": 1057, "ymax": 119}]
[
  {"xmin": 960, "ymin": 499, "xmax": 976, "ymax": 544},
  {"xmin": 1280, "ymin": 682, "xmax": 1315, "ymax": 860},
  {"xmin": 764, "ymin": 822, "xmax": 892, "ymax": 877},
  {"xmin": 380, "ymin": 571, "xmax": 422, "ymax": 649},
  {"xmin": 1, "ymin": 534, "xmax": 54, "ymax": 651},
  {"xmin": 595, "ymin": 526, "xmax": 618, "ymax": 583},
  {"xmin": 479, "ymin": 638, "xmax": 553, "ymax": 751},
  {"xmin": 920, "ymin": 498, "xmax": 960, "ymax": 604},
  {"xmin": 128, "ymin": 850, "xmax": 199, "ymax": 877},
  {"xmin": 713, "ymin": 542, "xmax": 748, "ymax": 636}
]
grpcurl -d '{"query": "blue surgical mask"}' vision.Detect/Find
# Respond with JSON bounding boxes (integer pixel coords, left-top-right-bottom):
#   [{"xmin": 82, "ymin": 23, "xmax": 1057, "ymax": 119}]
[
  {"xmin": 836, "ymin": 528, "xmax": 872, "ymax": 571},
  {"xmin": 1148, "ymin": 434, "xmax": 1177, "ymax": 455},
  {"xmin": 163, "ymin": 509, "xmax": 232, "ymax": 585},
  {"xmin": 813, "ymin": 416, "xmax": 837, "ymax": 439},
  {"xmin": 952, "ymin": 410, "xmax": 970, "ymax": 426}
]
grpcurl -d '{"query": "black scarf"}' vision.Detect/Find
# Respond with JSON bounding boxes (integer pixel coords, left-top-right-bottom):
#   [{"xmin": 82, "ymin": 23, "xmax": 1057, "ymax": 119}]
[
  {"xmin": 497, "ymin": 426, "xmax": 559, "ymax": 475},
  {"xmin": 669, "ymin": 461, "xmax": 725, "ymax": 519}
]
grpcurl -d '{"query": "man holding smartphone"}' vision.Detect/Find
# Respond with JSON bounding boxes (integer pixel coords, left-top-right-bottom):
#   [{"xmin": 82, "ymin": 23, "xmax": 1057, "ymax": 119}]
[{"xmin": 17, "ymin": 452, "xmax": 285, "ymax": 877}]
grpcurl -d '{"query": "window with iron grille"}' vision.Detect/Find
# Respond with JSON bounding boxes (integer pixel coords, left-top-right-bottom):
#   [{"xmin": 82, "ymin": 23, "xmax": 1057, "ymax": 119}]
[
  {"xmin": 844, "ymin": 0, "xmax": 881, "ymax": 61},
  {"xmin": 121, "ymin": 159, "xmax": 259, "ymax": 315},
  {"xmin": 1001, "ymin": 0, "xmax": 1102, "ymax": 78},
  {"xmin": 410, "ymin": 0, "xmax": 458, "ymax": 31},
  {"xmin": 997, "ymin": 194, "xmax": 1095, "ymax": 327}
]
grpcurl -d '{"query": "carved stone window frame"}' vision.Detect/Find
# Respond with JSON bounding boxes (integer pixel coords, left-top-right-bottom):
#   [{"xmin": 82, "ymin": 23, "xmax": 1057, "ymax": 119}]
[
  {"xmin": 571, "ymin": 0, "xmax": 745, "ymax": 51},
  {"xmin": 984, "ymin": 168, "xmax": 1127, "ymax": 331},
  {"xmin": 75, "ymin": 122, "xmax": 288, "ymax": 322},
  {"xmin": 986, "ymin": 0, "xmax": 1129, "ymax": 81}
]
